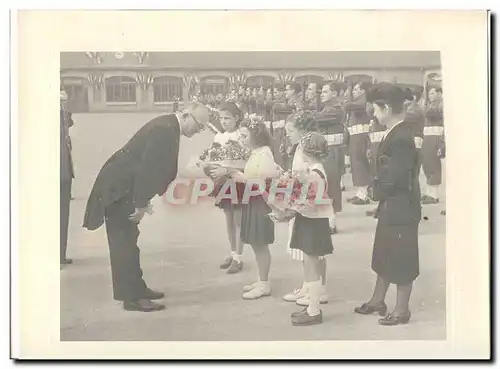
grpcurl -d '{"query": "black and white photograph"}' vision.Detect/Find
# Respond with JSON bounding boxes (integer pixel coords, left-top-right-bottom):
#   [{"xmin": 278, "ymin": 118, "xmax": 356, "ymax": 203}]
[
  {"xmin": 59, "ymin": 50, "xmax": 446, "ymax": 341},
  {"xmin": 13, "ymin": 10, "xmax": 489, "ymax": 360}
]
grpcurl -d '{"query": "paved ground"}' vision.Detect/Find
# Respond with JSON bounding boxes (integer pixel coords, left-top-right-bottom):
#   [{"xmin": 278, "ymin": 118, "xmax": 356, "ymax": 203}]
[{"xmin": 61, "ymin": 113, "xmax": 446, "ymax": 341}]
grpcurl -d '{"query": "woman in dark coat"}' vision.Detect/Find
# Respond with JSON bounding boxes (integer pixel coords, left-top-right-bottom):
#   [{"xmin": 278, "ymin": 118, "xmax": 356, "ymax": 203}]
[{"xmin": 354, "ymin": 83, "xmax": 421, "ymax": 326}]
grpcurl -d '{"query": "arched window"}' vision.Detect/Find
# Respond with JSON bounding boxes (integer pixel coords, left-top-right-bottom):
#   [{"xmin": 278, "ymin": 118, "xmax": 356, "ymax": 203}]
[
  {"xmin": 153, "ymin": 76, "xmax": 183, "ymax": 103},
  {"xmin": 105, "ymin": 76, "xmax": 136, "ymax": 103}
]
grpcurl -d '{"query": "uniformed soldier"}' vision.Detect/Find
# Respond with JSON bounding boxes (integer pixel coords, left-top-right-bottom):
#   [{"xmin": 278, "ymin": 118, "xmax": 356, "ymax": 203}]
[
  {"xmin": 264, "ymin": 88, "xmax": 273, "ymax": 122},
  {"xmin": 315, "ymin": 81, "xmax": 346, "ymax": 233},
  {"xmin": 421, "ymin": 86, "xmax": 444, "ymax": 204},
  {"xmin": 304, "ymin": 82, "xmax": 324, "ymax": 111},
  {"xmin": 345, "ymin": 81, "xmax": 373, "ymax": 205},
  {"xmin": 364, "ymin": 108, "xmax": 387, "ymax": 217},
  {"xmin": 355, "ymin": 82, "xmax": 421, "ymax": 326},
  {"xmin": 255, "ymin": 87, "xmax": 266, "ymax": 118},
  {"xmin": 60, "ymin": 89, "xmax": 74, "ymax": 267},
  {"xmin": 272, "ymin": 82, "xmax": 304, "ymax": 170},
  {"xmin": 403, "ymin": 86, "xmax": 425, "ymax": 173}
]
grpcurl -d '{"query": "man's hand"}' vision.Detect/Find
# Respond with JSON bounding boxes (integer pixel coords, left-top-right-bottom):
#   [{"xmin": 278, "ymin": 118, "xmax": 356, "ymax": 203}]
[
  {"xmin": 129, "ymin": 207, "xmax": 148, "ymax": 223},
  {"xmin": 366, "ymin": 148, "xmax": 372, "ymax": 159}
]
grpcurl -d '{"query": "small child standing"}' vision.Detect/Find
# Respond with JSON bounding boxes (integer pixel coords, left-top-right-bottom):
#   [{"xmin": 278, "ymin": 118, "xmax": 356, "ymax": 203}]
[{"xmin": 288, "ymin": 132, "xmax": 334, "ymax": 326}]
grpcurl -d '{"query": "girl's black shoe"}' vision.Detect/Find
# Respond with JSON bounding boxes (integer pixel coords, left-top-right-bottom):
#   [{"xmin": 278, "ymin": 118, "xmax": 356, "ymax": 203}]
[{"xmin": 354, "ymin": 302, "xmax": 387, "ymax": 316}]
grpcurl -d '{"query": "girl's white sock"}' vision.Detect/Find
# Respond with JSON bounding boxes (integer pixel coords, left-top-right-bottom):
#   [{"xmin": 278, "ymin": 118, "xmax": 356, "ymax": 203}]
[{"xmin": 306, "ymin": 280, "xmax": 322, "ymax": 316}]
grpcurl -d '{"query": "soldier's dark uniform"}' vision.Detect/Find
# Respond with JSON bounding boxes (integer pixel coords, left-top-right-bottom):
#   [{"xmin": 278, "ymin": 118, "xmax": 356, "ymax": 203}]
[
  {"xmin": 368, "ymin": 116, "xmax": 386, "ymax": 176},
  {"xmin": 404, "ymin": 96, "xmax": 425, "ymax": 174},
  {"xmin": 315, "ymin": 100, "xmax": 346, "ymax": 217},
  {"xmin": 421, "ymin": 98, "xmax": 444, "ymax": 203},
  {"xmin": 345, "ymin": 91, "xmax": 372, "ymax": 204},
  {"xmin": 271, "ymin": 95, "xmax": 303, "ymax": 170}
]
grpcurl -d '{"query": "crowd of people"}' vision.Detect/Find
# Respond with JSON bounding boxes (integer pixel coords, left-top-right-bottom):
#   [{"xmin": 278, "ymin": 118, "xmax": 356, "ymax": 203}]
[
  {"xmin": 60, "ymin": 77, "xmax": 446, "ymax": 328},
  {"xmin": 195, "ymin": 80, "xmax": 445, "ymax": 222}
]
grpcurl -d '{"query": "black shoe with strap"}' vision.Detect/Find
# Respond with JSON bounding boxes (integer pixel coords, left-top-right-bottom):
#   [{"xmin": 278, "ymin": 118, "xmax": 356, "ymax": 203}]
[
  {"xmin": 291, "ymin": 309, "xmax": 323, "ymax": 326},
  {"xmin": 227, "ymin": 259, "xmax": 243, "ymax": 274},
  {"xmin": 350, "ymin": 196, "xmax": 371, "ymax": 205},
  {"xmin": 291, "ymin": 307, "xmax": 308, "ymax": 318},
  {"xmin": 220, "ymin": 256, "xmax": 233, "ymax": 269},
  {"xmin": 123, "ymin": 299, "xmax": 165, "ymax": 312},
  {"xmin": 379, "ymin": 312, "xmax": 411, "ymax": 326},
  {"xmin": 354, "ymin": 302, "xmax": 388, "ymax": 316}
]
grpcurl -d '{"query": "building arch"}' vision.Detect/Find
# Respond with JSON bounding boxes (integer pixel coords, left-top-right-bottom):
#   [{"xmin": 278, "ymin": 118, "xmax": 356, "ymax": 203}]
[
  {"xmin": 152, "ymin": 75, "xmax": 183, "ymax": 103},
  {"xmin": 105, "ymin": 75, "xmax": 137, "ymax": 103}
]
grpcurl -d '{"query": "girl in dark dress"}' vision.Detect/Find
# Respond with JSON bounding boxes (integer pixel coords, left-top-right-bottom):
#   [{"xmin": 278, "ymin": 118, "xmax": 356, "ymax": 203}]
[
  {"xmin": 288, "ymin": 132, "xmax": 334, "ymax": 326},
  {"xmin": 354, "ymin": 83, "xmax": 422, "ymax": 326},
  {"xmin": 211, "ymin": 120, "xmax": 278, "ymax": 300}
]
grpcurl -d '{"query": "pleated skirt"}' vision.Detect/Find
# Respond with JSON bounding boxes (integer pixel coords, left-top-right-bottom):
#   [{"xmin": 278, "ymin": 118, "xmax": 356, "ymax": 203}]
[{"xmin": 241, "ymin": 195, "xmax": 275, "ymax": 245}]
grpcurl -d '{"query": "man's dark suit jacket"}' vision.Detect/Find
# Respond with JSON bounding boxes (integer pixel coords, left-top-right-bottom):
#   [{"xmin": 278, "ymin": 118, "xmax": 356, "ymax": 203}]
[
  {"xmin": 60, "ymin": 108, "xmax": 74, "ymax": 182},
  {"xmin": 372, "ymin": 120, "xmax": 421, "ymax": 225},
  {"xmin": 83, "ymin": 114, "xmax": 181, "ymax": 231}
]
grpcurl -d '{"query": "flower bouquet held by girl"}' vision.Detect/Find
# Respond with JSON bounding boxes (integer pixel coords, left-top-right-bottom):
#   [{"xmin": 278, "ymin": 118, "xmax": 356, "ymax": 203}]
[
  {"xmin": 198, "ymin": 139, "xmax": 251, "ymax": 172},
  {"xmin": 264, "ymin": 163, "xmax": 333, "ymax": 223}
]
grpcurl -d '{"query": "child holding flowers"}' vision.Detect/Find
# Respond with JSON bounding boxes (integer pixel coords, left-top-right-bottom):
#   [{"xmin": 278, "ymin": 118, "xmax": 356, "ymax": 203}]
[
  {"xmin": 211, "ymin": 117, "xmax": 279, "ymax": 299},
  {"xmin": 200, "ymin": 102, "xmax": 248, "ymax": 274},
  {"xmin": 288, "ymin": 132, "xmax": 334, "ymax": 326},
  {"xmin": 282, "ymin": 113, "xmax": 330, "ymax": 308}
]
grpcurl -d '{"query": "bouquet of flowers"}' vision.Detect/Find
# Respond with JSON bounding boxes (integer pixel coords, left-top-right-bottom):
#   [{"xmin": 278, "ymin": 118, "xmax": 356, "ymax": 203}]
[
  {"xmin": 199, "ymin": 139, "xmax": 250, "ymax": 170},
  {"xmin": 219, "ymin": 139, "xmax": 251, "ymax": 169},
  {"xmin": 199, "ymin": 142, "xmax": 224, "ymax": 162},
  {"xmin": 265, "ymin": 169, "xmax": 331, "ymax": 222}
]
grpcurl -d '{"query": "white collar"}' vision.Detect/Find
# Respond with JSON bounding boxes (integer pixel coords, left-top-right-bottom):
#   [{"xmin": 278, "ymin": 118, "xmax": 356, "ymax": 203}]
[{"xmin": 174, "ymin": 113, "xmax": 184, "ymax": 135}]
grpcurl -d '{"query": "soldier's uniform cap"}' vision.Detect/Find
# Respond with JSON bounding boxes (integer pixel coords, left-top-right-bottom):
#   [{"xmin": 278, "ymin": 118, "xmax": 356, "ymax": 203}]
[{"xmin": 367, "ymin": 82, "xmax": 408, "ymax": 105}]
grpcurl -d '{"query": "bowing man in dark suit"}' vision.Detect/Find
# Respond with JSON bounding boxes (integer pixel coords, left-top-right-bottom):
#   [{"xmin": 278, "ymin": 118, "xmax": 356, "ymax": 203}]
[
  {"xmin": 83, "ymin": 102, "xmax": 211, "ymax": 312},
  {"xmin": 354, "ymin": 83, "xmax": 421, "ymax": 326}
]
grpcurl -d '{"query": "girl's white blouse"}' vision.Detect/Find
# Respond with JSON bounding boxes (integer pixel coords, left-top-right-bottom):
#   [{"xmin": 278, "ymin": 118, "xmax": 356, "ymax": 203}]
[
  {"xmin": 243, "ymin": 146, "xmax": 278, "ymax": 179},
  {"xmin": 291, "ymin": 143, "xmax": 308, "ymax": 174}
]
